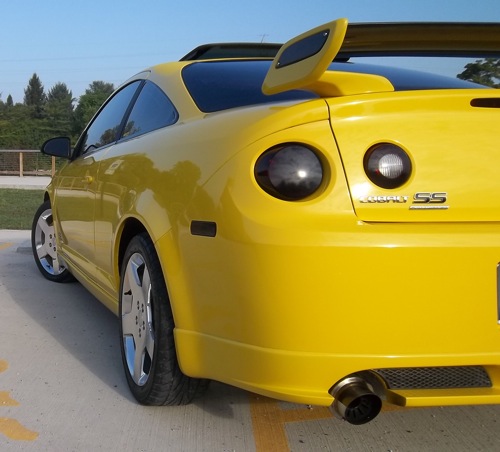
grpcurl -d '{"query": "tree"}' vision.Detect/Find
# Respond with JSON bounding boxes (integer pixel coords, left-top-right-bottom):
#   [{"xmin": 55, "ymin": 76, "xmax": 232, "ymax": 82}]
[
  {"xmin": 23, "ymin": 73, "xmax": 46, "ymax": 118},
  {"xmin": 0, "ymin": 103, "xmax": 44, "ymax": 149},
  {"xmin": 73, "ymin": 81, "xmax": 114, "ymax": 135},
  {"xmin": 0, "ymin": 77, "xmax": 116, "ymax": 149},
  {"xmin": 47, "ymin": 82, "xmax": 74, "ymax": 108},
  {"xmin": 457, "ymin": 58, "xmax": 500, "ymax": 88},
  {"xmin": 46, "ymin": 82, "xmax": 74, "ymax": 136}
]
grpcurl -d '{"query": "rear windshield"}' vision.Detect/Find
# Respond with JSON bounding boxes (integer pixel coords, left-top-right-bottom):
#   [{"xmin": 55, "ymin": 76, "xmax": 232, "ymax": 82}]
[
  {"xmin": 182, "ymin": 60, "xmax": 483, "ymax": 113},
  {"xmin": 182, "ymin": 61, "xmax": 317, "ymax": 113}
]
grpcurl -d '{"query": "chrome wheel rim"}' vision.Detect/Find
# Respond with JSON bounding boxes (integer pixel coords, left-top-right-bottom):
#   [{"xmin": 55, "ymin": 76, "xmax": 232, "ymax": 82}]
[
  {"xmin": 121, "ymin": 253, "xmax": 155, "ymax": 386},
  {"xmin": 33, "ymin": 208, "xmax": 66, "ymax": 276}
]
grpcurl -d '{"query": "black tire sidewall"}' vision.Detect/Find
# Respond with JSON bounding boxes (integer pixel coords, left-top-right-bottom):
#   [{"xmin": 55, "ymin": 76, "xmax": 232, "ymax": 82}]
[
  {"xmin": 31, "ymin": 200, "xmax": 73, "ymax": 283},
  {"xmin": 118, "ymin": 233, "xmax": 182, "ymax": 405}
]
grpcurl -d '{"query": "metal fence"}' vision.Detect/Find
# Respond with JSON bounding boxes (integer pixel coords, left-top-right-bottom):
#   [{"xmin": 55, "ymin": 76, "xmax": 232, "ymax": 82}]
[{"xmin": 0, "ymin": 150, "xmax": 56, "ymax": 177}]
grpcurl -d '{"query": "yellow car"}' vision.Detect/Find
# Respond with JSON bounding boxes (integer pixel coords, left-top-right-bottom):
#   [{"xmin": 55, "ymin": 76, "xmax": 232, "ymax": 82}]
[{"xmin": 32, "ymin": 19, "xmax": 500, "ymax": 424}]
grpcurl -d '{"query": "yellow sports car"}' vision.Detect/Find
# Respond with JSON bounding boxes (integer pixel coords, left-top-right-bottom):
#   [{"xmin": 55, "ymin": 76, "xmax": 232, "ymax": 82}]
[{"xmin": 32, "ymin": 19, "xmax": 500, "ymax": 424}]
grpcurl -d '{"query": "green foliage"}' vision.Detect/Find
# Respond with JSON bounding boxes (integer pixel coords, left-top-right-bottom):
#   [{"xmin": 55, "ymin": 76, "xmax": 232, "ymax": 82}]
[
  {"xmin": 46, "ymin": 82, "xmax": 74, "ymax": 137},
  {"xmin": 0, "ymin": 189, "xmax": 45, "ymax": 229},
  {"xmin": 0, "ymin": 75, "xmax": 114, "ymax": 150},
  {"xmin": 73, "ymin": 81, "xmax": 115, "ymax": 135},
  {"xmin": 24, "ymin": 73, "xmax": 46, "ymax": 119},
  {"xmin": 457, "ymin": 58, "xmax": 500, "ymax": 88}
]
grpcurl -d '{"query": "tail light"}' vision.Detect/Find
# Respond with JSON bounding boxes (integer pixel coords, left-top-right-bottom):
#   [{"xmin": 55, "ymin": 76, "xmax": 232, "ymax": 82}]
[
  {"xmin": 255, "ymin": 144, "xmax": 323, "ymax": 200},
  {"xmin": 364, "ymin": 143, "xmax": 412, "ymax": 189}
]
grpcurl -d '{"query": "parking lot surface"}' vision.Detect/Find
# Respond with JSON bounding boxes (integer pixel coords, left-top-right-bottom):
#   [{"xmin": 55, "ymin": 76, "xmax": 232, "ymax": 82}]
[{"xmin": 1, "ymin": 230, "xmax": 499, "ymax": 451}]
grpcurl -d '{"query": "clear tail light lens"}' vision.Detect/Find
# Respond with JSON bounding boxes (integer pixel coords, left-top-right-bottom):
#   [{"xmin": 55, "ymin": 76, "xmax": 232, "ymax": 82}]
[{"xmin": 364, "ymin": 143, "xmax": 412, "ymax": 189}]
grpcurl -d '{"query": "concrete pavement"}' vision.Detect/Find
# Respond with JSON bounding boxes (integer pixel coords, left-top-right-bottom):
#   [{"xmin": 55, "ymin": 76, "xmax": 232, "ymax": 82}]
[
  {"xmin": 0, "ymin": 176, "xmax": 51, "ymax": 190},
  {"xmin": 1, "ymin": 230, "xmax": 500, "ymax": 451}
]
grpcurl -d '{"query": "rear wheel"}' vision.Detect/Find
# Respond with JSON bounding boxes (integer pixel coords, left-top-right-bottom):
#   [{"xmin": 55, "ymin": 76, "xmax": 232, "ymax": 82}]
[
  {"xmin": 31, "ymin": 200, "xmax": 74, "ymax": 283},
  {"xmin": 119, "ymin": 233, "xmax": 207, "ymax": 405}
]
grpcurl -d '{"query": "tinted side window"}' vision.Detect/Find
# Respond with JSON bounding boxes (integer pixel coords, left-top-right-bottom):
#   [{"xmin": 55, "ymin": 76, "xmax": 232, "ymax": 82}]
[
  {"xmin": 122, "ymin": 82, "xmax": 178, "ymax": 139},
  {"xmin": 79, "ymin": 81, "xmax": 141, "ymax": 154}
]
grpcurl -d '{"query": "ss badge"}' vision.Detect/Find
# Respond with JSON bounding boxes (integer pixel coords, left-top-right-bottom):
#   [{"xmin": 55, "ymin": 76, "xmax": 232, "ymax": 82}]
[{"xmin": 410, "ymin": 192, "xmax": 448, "ymax": 210}]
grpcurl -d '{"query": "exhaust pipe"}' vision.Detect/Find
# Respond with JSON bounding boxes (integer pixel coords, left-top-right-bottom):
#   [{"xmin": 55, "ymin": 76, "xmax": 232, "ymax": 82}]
[{"xmin": 329, "ymin": 376, "xmax": 382, "ymax": 425}]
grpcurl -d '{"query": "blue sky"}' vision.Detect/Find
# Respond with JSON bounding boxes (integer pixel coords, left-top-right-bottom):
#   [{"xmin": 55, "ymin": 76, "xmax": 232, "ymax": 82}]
[{"xmin": 1, "ymin": 0, "xmax": 500, "ymax": 103}]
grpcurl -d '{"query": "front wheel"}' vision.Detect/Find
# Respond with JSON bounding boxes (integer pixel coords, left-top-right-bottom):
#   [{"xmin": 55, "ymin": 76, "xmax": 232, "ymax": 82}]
[
  {"xmin": 119, "ymin": 233, "xmax": 207, "ymax": 405},
  {"xmin": 31, "ymin": 200, "xmax": 74, "ymax": 283}
]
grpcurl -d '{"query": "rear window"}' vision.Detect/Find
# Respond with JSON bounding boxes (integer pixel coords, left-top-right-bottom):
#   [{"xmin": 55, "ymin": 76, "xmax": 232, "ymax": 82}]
[
  {"xmin": 182, "ymin": 61, "xmax": 317, "ymax": 113},
  {"xmin": 182, "ymin": 60, "xmax": 484, "ymax": 113},
  {"xmin": 331, "ymin": 61, "xmax": 484, "ymax": 91}
]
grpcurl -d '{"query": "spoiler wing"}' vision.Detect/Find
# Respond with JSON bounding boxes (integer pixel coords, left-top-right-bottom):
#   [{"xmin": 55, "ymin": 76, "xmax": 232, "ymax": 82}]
[
  {"xmin": 262, "ymin": 19, "xmax": 500, "ymax": 96},
  {"xmin": 182, "ymin": 22, "xmax": 500, "ymax": 62},
  {"xmin": 339, "ymin": 22, "xmax": 500, "ymax": 58},
  {"xmin": 261, "ymin": 18, "xmax": 348, "ymax": 95}
]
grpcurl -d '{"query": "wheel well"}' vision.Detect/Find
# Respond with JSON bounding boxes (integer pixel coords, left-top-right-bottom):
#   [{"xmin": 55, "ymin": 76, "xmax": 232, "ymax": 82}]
[{"xmin": 118, "ymin": 219, "xmax": 148, "ymax": 273}]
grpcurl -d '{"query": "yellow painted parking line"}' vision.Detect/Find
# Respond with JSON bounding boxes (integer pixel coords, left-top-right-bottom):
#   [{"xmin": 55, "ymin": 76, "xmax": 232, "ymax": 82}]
[
  {"xmin": 0, "ymin": 392, "xmax": 19, "ymax": 407},
  {"xmin": 249, "ymin": 393, "xmax": 333, "ymax": 451},
  {"xmin": 250, "ymin": 392, "xmax": 408, "ymax": 451},
  {"xmin": 0, "ymin": 419, "xmax": 38, "ymax": 441},
  {"xmin": 0, "ymin": 243, "xmax": 13, "ymax": 251},
  {"xmin": 0, "ymin": 359, "xmax": 38, "ymax": 442}
]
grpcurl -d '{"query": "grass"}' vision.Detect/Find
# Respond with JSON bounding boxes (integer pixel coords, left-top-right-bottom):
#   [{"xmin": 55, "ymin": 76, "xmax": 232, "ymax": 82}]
[{"xmin": 0, "ymin": 189, "xmax": 45, "ymax": 230}]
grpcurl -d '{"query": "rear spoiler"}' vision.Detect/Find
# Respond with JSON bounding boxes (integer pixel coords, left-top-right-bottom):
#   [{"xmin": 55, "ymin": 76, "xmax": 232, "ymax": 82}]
[
  {"xmin": 262, "ymin": 18, "xmax": 500, "ymax": 96},
  {"xmin": 182, "ymin": 19, "xmax": 500, "ymax": 97},
  {"xmin": 180, "ymin": 43, "xmax": 281, "ymax": 61},
  {"xmin": 181, "ymin": 21, "xmax": 500, "ymax": 61},
  {"xmin": 340, "ymin": 22, "xmax": 500, "ymax": 58}
]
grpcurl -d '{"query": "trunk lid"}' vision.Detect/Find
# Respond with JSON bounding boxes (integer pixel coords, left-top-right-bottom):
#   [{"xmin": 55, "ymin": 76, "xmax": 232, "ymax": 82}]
[{"xmin": 328, "ymin": 89, "xmax": 500, "ymax": 222}]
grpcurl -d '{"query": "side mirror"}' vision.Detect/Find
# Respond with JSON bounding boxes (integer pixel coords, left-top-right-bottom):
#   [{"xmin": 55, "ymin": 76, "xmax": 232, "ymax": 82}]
[{"xmin": 41, "ymin": 137, "xmax": 72, "ymax": 159}]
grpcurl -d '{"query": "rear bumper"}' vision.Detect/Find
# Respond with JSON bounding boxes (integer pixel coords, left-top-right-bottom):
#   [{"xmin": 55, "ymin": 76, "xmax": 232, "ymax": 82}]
[
  {"xmin": 167, "ymin": 220, "xmax": 500, "ymax": 407},
  {"xmin": 175, "ymin": 329, "xmax": 500, "ymax": 407}
]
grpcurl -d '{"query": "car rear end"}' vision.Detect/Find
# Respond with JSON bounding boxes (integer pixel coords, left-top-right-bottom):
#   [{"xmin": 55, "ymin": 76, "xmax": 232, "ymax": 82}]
[
  {"xmin": 167, "ymin": 19, "xmax": 500, "ymax": 420},
  {"xmin": 324, "ymin": 85, "xmax": 500, "ymax": 410},
  {"xmin": 169, "ymin": 61, "xmax": 500, "ymax": 422}
]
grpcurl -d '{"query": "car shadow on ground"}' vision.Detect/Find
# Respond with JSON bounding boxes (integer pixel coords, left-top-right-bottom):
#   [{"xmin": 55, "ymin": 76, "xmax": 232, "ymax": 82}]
[
  {"xmin": 2, "ymin": 243, "xmax": 135, "ymax": 401},
  {"xmin": 2, "ymin": 240, "xmax": 250, "ymax": 418}
]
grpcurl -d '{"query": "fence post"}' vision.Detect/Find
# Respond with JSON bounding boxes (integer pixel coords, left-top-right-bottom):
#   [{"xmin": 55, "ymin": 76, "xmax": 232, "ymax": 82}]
[{"xmin": 0, "ymin": 149, "xmax": 52, "ymax": 176}]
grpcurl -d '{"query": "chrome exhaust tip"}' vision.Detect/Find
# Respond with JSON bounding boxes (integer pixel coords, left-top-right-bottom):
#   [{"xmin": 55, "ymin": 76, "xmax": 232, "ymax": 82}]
[{"xmin": 329, "ymin": 376, "xmax": 382, "ymax": 425}]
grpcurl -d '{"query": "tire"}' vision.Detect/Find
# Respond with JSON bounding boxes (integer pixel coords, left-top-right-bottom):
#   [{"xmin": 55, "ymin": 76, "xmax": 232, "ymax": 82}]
[
  {"xmin": 119, "ymin": 233, "xmax": 208, "ymax": 405},
  {"xmin": 31, "ymin": 200, "xmax": 74, "ymax": 283}
]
